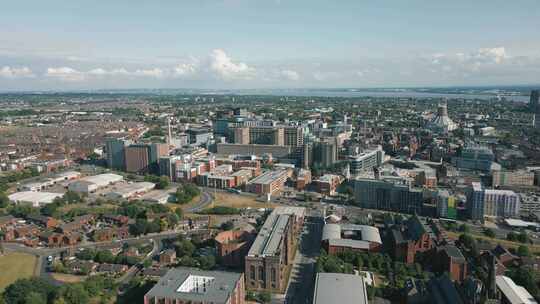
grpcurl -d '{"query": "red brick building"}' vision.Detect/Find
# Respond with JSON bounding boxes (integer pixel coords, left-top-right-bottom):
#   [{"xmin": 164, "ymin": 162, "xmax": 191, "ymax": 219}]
[
  {"xmin": 215, "ymin": 225, "xmax": 256, "ymax": 267},
  {"xmin": 387, "ymin": 216, "xmax": 434, "ymax": 264},
  {"xmin": 434, "ymin": 245, "xmax": 468, "ymax": 282}
]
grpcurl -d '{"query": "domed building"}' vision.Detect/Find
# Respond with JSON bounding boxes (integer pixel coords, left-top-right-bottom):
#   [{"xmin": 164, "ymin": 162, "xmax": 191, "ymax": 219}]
[{"xmin": 428, "ymin": 103, "xmax": 458, "ymax": 133}]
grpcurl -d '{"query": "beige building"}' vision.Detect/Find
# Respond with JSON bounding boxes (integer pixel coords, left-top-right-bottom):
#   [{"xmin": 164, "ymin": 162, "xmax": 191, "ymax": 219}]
[{"xmin": 492, "ymin": 170, "xmax": 534, "ymax": 187}]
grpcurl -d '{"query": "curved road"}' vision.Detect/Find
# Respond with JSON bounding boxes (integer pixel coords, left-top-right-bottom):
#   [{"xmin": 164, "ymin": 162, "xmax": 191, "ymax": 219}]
[{"xmin": 185, "ymin": 190, "xmax": 214, "ymax": 213}]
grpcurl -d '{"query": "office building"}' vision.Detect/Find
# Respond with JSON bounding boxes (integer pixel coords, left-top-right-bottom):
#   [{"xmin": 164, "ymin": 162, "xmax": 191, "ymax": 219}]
[
  {"xmin": 313, "ymin": 273, "xmax": 369, "ymax": 304},
  {"xmin": 245, "ymin": 207, "xmax": 305, "ymax": 292},
  {"xmin": 313, "ymin": 138, "xmax": 338, "ymax": 168},
  {"xmin": 247, "ymin": 169, "xmax": 289, "ymax": 195},
  {"xmin": 492, "ymin": 170, "xmax": 534, "ymax": 187},
  {"xmin": 467, "ymin": 182, "xmax": 520, "ymax": 220},
  {"xmin": 437, "ymin": 190, "xmax": 457, "ymax": 219},
  {"xmin": 354, "ymin": 177, "xmax": 423, "ymax": 214},
  {"xmin": 452, "ymin": 145, "xmax": 497, "ymax": 172},
  {"xmin": 217, "ymin": 143, "xmax": 293, "ymax": 159},
  {"xmin": 105, "ymin": 138, "xmax": 129, "ymax": 170},
  {"xmin": 187, "ymin": 128, "xmax": 212, "ymax": 145},
  {"xmin": 144, "ymin": 268, "xmax": 245, "ymax": 304},
  {"xmin": 349, "ymin": 146, "xmax": 385, "ymax": 174},
  {"xmin": 125, "ymin": 144, "xmax": 151, "ymax": 173},
  {"xmin": 232, "ymin": 127, "xmax": 250, "ymax": 144}
]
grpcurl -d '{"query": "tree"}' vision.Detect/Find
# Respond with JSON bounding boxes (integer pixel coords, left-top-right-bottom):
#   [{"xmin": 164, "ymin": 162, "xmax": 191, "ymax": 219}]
[
  {"xmin": 175, "ymin": 208, "xmax": 184, "ymax": 219},
  {"xmin": 0, "ymin": 191, "xmax": 9, "ymax": 208},
  {"xmin": 507, "ymin": 232, "xmax": 518, "ymax": 242},
  {"xmin": 2, "ymin": 278, "xmax": 54, "ymax": 304},
  {"xmin": 157, "ymin": 176, "xmax": 170, "ymax": 190},
  {"xmin": 220, "ymin": 221, "xmax": 234, "ymax": 231},
  {"xmin": 517, "ymin": 231, "xmax": 529, "ymax": 244},
  {"xmin": 517, "ymin": 245, "xmax": 531, "ymax": 257},
  {"xmin": 258, "ymin": 291, "xmax": 272, "ymax": 304},
  {"xmin": 94, "ymin": 250, "xmax": 115, "ymax": 264},
  {"xmin": 61, "ymin": 284, "xmax": 89, "ymax": 304},
  {"xmin": 459, "ymin": 224, "xmax": 470, "ymax": 234},
  {"xmin": 24, "ymin": 292, "xmax": 46, "ymax": 304},
  {"xmin": 483, "ymin": 228, "xmax": 496, "ymax": 238}
]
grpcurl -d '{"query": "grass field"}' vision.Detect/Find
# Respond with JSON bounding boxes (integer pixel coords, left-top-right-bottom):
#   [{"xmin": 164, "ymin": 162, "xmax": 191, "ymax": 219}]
[
  {"xmin": 0, "ymin": 252, "xmax": 38, "ymax": 291},
  {"xmin": 212, "ymin": 192, "xmax": 278, "ymax": 209},
  {"xmin": 51, "ymin": 273, "xmax": 87, "ymax": 283},
  {"xmin": 446, "ymin": 231, "xmax": 540, "ymax": 253}
]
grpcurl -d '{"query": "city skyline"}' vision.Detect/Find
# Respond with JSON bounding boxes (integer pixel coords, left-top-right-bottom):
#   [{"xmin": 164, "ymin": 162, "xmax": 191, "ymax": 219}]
[{"xmin": 1, "ymin": 0, "xmax": 540, "ymax": 90}]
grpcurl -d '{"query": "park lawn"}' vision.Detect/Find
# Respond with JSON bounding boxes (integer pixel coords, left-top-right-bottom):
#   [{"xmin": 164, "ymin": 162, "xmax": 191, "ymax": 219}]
[
  {"xmin": 212, "ymin": 192, "xmax": 278, "ymax": 209},
  {"xmin": 173, "ymin": 194, "xmax": 201, "ymax": 211},
  {"xmin": 50, "ymin": 273, "xmax": 87, "ymax": 283},
  {"xmin": 446, "ymin": 231, "xmax": 540, "ymax": 253},
  {"xmin": 0, "ymin": 252, "xmax": 37, "ymax": 291}
]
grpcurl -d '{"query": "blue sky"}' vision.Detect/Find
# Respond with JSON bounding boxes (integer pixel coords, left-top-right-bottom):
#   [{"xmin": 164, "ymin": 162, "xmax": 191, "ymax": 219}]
[{"xmin": 1, "ymin": 0, "xmax": 540, "ymax": 90}]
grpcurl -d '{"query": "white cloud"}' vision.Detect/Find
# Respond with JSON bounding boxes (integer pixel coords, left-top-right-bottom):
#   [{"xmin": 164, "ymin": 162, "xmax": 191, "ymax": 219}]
[
  {"xmin": 208, "ymin": 49, "xmax": 255, "ymax": 80},
  {"xmin": 313, "ymin": 71, "xmax": 340, "ymax": 81},
  {"xmin": 134, "ymin": 68, "xmax": 166, "ymax": 78},
  {"xmin": 173, "ymin": 62, "xmax": 198, "ymax": 78},
  {"xmin": 45, "ymin": 67, "xmax": 84, "ymax": 82},
  {"xmin": 280, "ymin": 69, "xmax": 300, "ymax": 81},
  {"xmin": 87, "ymin": 68, "xmax": 130, "ymax": 76},
  {"xmin": 476, "ymin": 47, "xmax": 507, "ymax": 64},
  {"xmin": 0, "ymin": 66, "xmax": 35, "ymax": 78}
]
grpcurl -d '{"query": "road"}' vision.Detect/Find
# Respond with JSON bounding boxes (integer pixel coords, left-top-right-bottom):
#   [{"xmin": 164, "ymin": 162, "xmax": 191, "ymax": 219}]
[
  {"xmin": 283, "ymin": 215, "xmax": 324, "ymax": 304},
  {"xmin": 185, "ymin": 190, "xmax": 214, "ymax": 213}
]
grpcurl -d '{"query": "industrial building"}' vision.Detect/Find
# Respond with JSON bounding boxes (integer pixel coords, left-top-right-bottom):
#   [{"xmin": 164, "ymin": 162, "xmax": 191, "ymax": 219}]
[
  {"xmin": 68, "ymin": 173, "xmax": 124, "ymax": 193},
  {"xmin": 8, "ymin": 191, "xmax": 63, "ymax": 207},
  {"xmin": 143, "ymin": 268, "xmax": 245, "ymax": 304},
  {"xmin": 245, "ymin": 206, "xmax": 305, "ymax": 292},
  {"xmin": 313, "ymin": 273, "xmax": 369, "ymax": 304},
  {"xmin": 104, "ymin": 182, "xmax": 155, "ymax": 200}
]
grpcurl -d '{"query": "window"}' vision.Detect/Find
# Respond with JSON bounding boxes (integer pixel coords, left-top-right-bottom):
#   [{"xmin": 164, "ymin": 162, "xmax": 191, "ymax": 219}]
[
  {"xmin": 271, "ymin": 268, "xmax": 276, "ymax": 282},
  {"xmin": 250, "ymin": 265, "xmax": 255, "ymax": 280},
  {"xmin": 259, "ymin": 266, "xmax": 265, "ymax": 281}
]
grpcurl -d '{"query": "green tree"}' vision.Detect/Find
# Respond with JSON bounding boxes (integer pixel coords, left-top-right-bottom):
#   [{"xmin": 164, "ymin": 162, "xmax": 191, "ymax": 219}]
[
  {"xmin": 61, "ymin": 284, "xmax": 89, "ymax": 304},
  {"xmin": 483, "ymin": 228, "xmax": 496, "ymax": 238},
  {"xmin": 517, "ymin": 231, "xmax": 529, "ymax": 243},
  {"xmin": 0, "ymin": 192, "xmax": 9, "ymax": 208},
  {"xmin": 517, "ymin": 245, "xmax": 531, "ymax": 257},
  {"xmin": 23, "ymin": 292, "xmax": 46, "ymax": 304},
  {"xmin": 175, "ymin": 208, "xmax": 184, "ymax": 219},
  {"xmin": 459, "ymin": 224, "xmax": 470, "ymax": 234},
  {"xmin": 507, "ymin": 231, "xmax": 518, "ymax": 242}
]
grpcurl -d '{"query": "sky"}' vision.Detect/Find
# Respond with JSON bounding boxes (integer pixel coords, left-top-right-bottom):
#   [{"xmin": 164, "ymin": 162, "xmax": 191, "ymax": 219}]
[{"xmin": 1, "ymin": 0, "xmax": 540, "ymax": 90}]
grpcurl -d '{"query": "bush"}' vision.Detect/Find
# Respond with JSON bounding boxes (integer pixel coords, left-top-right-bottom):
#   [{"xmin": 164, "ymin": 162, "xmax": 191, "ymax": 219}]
[{"xmin": 198, "ymin": 206, "xmax": 240, "ymax": 215}]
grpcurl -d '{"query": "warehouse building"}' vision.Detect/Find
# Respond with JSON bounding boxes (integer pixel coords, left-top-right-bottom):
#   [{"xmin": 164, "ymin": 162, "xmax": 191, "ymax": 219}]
[
  {"xmin": 104, "ymin": 182, "xmax": 155, "ymax": 200},
  {"xmin": 68, "ymin": 173, "xmax": 124, "ymax": 193},
  {"xmin": 8, "ymin": 191, "xmax": 63, "ymax": 207}
]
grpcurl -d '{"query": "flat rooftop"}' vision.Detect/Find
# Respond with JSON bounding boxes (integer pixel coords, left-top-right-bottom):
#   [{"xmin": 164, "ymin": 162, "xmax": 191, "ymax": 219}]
[
  {"xmin": 313, "ymin": 273, "xmax": 368, "ymax": 304},
  {"xmin": 248, "ymin": 170, "xmax": 287, "ymax": 185},
  {"xmin": 144, "ymin": 268, "xmax": 242, "ymax": 304}
]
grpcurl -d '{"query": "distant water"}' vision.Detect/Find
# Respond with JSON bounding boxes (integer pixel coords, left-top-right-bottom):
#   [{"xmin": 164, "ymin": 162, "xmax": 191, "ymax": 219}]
[{"xmin": 244, "ymin": 89, "xmax": 530, "ymax": 102}]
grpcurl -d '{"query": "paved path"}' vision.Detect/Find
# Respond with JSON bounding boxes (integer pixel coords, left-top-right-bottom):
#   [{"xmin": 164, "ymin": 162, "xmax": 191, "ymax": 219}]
[{"xmin": 284, "ymin": 216, "xmax": 324, "ymax": 304}]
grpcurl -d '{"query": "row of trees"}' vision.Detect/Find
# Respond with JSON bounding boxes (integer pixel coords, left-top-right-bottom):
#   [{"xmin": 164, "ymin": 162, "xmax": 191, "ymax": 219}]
[
  {"xmin": 2, "ymin": 276, "xmax": 115, "ymax": 304},
  {"xmin": 174, "ymin": 183, "xmax": 200, "ymax": 204},
  {"xmin": 143, "ymin": 175, "xmax": 170, "ymax": 190}
]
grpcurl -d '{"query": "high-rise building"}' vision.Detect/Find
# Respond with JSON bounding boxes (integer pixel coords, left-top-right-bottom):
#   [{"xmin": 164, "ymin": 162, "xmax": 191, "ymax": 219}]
[
  {"xmin": 452, "ymin": 145, "xmax": 496, "ymax": 172},
  {"xmin": 249, "ymin": 126, "xmax": 284, "ymax": 145},
  {"xmin": 105, "ymin": 138, "xmax": 129, "ymax": 170},
  {"xmin": 529, "ymin": 89, "xmax": 539, "ymax": 113},
  {"xmin": 232, "ymin": 127, "xmax": 250, "ymax": 144},
  {"xmin": 313, "ymin": 138, "xmax": 338, "ymax": 168},
  {"xmin": 467, "ymin": 182, "xmax": 520, "ymax": 220},
  {"xmin": 125, "ymin": 144, "xmax": 150, "ymax": 173}
]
